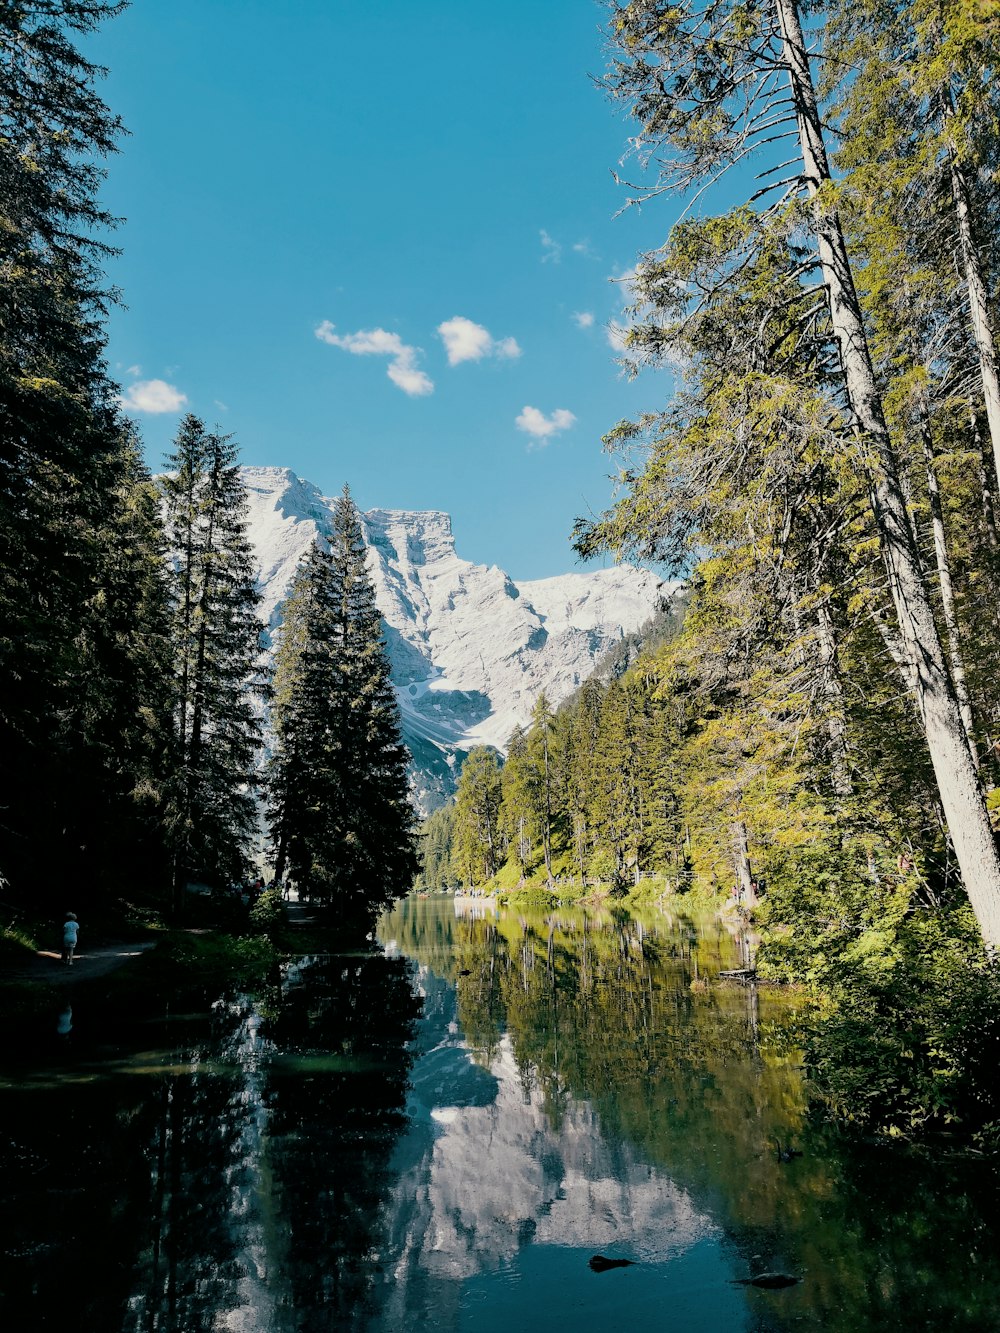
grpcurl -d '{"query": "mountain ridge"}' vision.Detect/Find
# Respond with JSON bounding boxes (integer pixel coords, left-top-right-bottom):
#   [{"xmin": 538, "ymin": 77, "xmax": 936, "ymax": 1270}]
[{"xmin": 241, "ymin": 466, "xmax": 673, "ymax": 810}]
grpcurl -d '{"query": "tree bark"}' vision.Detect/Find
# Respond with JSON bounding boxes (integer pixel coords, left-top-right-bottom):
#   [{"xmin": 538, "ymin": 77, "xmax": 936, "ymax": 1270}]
[
  {"xmin": 733, "ymin": 820, "xmax": 757, "ymax": 909},
  {"xmin": 947, "ymin": 135, "xmax": 1000, "ymax": 495},
  {"xmin": 776, "ymin": 0, "xmax": 1000, "ymax": 948},
  {"xmin": 970, "ymin": 399, "xmax": 1000, "ymax": 551},
  {"xmin": 815, "ymin": 600, "xmax": 853, "ymax": 798},
  {"xmin": 916, "ymin": 403, "xmax": 977, "ymax": 761}
]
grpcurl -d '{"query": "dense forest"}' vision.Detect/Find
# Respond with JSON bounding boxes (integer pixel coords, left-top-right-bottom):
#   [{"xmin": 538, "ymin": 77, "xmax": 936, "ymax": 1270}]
[
  {"xmin": 0, "ymin": 1, "xmax": 413, "ymax": 935},
  {"xmin": 421, "ymin": 0, "xmax": 1000, "ymax": 1133},
  {"xmin": 4, "ymin": 0, "xmax": 1000, "ymax": 1128}
]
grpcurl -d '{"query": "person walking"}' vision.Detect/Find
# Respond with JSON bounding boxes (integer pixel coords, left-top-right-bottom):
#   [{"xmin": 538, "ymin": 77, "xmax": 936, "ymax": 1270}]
[{"xmin": 61, "ymin": 912, "xmax": 79, "ymax": 965}]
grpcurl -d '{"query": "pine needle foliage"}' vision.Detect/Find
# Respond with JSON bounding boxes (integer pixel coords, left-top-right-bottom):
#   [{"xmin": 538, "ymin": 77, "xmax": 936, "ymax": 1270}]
[
  {"xmin": 161, "ymin": 415, "xmax": 266, "ymax": 897},
  {"xmin": 268, "ymin": 488, "xmax": 417, "ymax": 934}
]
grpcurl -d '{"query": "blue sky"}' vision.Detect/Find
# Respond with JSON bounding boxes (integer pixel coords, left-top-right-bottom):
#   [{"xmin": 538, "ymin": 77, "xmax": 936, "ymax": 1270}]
[{"xmin": 93, "ymin": 0, "xmax": 679, "ymax": 580}]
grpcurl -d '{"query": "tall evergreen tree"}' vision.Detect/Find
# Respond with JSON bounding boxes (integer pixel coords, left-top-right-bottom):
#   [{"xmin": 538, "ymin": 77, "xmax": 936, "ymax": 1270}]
[
  {"xmin": 268, "ymin": 488, "xmax": 416, "ymax": 931},
  {"xmin": 161, "ymin": 416, "xmax": 265, "ymax": 897},
  {"xmin": 0, "ymin": 1, "xmax": 180, "ymax": 906},
  {"xmin": 585, "ymin": 0, "xmax": 1000, "ymax": 948},
  {"xmin": 452, "ymin": 748, "xmax": 503, "ymax": 886},
  {"xmin": 499, "ymin": 724, "xmax": 539, "ymax": 880},
  {"xmin": 527, "ymin": 692, "xmax": 558, "ymax": 882}
]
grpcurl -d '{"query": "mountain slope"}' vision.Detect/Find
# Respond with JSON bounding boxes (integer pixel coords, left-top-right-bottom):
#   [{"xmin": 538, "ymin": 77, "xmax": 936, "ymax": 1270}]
[{"xmin": 242, "ymin": 467, "xmax": 671, "ymax": 810}]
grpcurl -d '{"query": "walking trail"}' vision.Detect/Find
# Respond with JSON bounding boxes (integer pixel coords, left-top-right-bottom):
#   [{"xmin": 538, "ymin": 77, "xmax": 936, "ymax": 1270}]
[{"xmin": 3, "ymin": 939, "xmax": 159, "ymax": 986}]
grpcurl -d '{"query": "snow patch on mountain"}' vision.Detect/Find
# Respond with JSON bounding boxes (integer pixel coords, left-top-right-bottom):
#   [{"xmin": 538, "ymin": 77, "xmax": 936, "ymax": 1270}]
[{"xmin": 241, "ymin": 466, "xmax": 671, "ymax": 811}]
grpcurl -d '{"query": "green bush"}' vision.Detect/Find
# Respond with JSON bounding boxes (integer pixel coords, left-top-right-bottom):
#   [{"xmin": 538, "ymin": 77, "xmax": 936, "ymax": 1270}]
[
  {"xmin": 757, "ymin": 845, "xmax": 1000, "ymax": 1140},
  {"xmin": 249, "ymin": 887, "xmax": 286, "ymax": 934}
]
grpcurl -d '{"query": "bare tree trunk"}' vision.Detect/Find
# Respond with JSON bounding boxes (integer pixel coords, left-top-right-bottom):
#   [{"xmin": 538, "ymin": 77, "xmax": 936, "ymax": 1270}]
[
  {"xmin": 776, "ymin": 0, "xmax": 1000, "ymax": 948},
  {"xmin": 947, "ymin": 137, "xmax": 1000, "ymax": 494},
  {"xmin": 971, "ymin": 399, "xmax": 1000, "ymax": 551},
  {"xmin": 733, "ymin": 820, "xmax": 757, "ymax": 909},
  {"xmin": 816, "ymin": 600, "xmax": 852, "ymax": 799},
  {"xmin": 917, "ymin": 404, "xmax": 977, "ymax": 761}
]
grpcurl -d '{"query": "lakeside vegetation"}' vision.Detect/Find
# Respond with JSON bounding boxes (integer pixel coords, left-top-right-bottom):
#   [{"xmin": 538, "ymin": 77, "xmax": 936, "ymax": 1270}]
[
  {"xmin": 4, "ymin": 0, "xmax": 1000, "ymax": 1147},
  {"xmin": 417, "ymin": 0, "xmax": 1000, "ymax": 1142}
]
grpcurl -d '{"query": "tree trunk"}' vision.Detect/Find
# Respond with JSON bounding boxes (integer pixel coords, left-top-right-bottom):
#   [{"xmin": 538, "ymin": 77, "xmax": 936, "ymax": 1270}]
[
  {"xmin": 776, "ymin": 0, "xmax": 1000, "ymax": 949},
  {"xmin": 815, "ymin": 600, "xmax": 852, "ymax": 798},
  {"xmin": 916, "ymin": 403, "xmax": 976, "ymax": 761},
  {"xmin": 946, "ymin": 133, "xmax": 1000, "ymax": 495},
  {"xmin": 733, "ymin": 820, "xmax": 757, "ymax": 909},
  {"xmin": 970, "ymin": 399, "xmax": 1000, "ymax": 551}
]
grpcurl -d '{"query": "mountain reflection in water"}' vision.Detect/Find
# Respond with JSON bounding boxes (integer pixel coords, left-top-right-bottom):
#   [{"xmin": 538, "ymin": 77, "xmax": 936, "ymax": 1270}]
[{"xmin": 1, "ymin": 897, "xmax": 998, "ymax": 1331}]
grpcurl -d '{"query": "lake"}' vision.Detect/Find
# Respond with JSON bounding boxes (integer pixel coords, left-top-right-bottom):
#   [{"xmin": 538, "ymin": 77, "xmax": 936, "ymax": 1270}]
[{"xmin": 1, "ymin": 895, "xmax": 998, "ymax": 1331}]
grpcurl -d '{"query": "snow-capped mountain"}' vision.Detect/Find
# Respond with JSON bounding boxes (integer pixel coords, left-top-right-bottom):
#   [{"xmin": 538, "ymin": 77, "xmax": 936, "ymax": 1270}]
[{"xmin": 242, "ymin": 467, "xmax": 671, "ymax": 810}]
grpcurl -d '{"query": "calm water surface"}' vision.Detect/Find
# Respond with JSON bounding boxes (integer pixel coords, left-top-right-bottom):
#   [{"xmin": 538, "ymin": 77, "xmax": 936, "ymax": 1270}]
[{"xmin": 1, "ymin": 896, "xmax": 998, "ymax": 1331}]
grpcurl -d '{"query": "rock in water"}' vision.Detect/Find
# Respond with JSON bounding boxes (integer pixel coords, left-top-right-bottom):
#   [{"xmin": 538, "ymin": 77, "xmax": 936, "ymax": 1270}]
[
  {"xmin": 732, "ymin": 1272, "xmax": 802, "ymax": 1289},
  {"xmin": 588, "ymin": 1255, "xmax": 636, "ymax": 1273}
]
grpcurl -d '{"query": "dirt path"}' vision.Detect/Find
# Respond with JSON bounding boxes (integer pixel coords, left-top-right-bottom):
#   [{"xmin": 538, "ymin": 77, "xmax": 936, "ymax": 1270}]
[{"xmin": 4, "ymin": 939, "xmax": 159, "ymax": 986}]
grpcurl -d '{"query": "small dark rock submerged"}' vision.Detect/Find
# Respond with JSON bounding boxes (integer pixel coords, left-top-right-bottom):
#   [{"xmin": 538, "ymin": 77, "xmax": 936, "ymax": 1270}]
[{"xmin": 588, "ymin": 1255, "xmax": 637, "ymax": 1273}]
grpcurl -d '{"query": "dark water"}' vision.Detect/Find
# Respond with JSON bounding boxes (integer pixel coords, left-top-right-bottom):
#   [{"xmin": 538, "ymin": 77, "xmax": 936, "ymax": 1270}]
[{"xmin": 2, "ymin": 897, "xmax": 999, "ymax": 1331}]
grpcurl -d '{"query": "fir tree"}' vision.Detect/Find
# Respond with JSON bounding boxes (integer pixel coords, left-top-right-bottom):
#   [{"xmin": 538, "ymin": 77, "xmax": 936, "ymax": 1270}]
[
  {"xmin": 268, "ymin": 488, "xmax": 416, "ymax": 931},
  {"xmin": 498, "ymin": 724, "xmax": 539, "ymax": 880},
  {"xmin": 0, "ymin": 1, "xmax": 180, "ymax": 905},
  {"xmin": 161, "ymin": 416, "xmax": 265, "ymax": 898},
  {"xmin": 452, "ymin": 748, "xmax": 503, "ymax": 886}
]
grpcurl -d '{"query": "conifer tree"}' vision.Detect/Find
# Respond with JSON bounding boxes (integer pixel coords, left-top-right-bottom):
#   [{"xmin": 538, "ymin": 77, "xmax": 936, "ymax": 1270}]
[
  {"xmin": 499, "ymin": 724, "xmax": 539, "ymax": 879},
  {"xmin": 416, "ymin": 803, "xmax": 457, "ymax": 889},
  {"xmin": 162, "ymin": 416, "xmax": 265, "ymax": 897},
  {"xmin": 452, "ymin": 748, "xmax": 503, "ymax": 886},
  {"xmin": 0, "ymin": 0, "xmax": 180, "ymax": 904},
  {"xmin": 527, "ymin": 692, "xmax": 558, "ymax": 882},
  {"xmin": 267, "ymin": 489, "xmax": 416, "ymax": 930},
  {"xmin": 585, "ymin": 0, "xmax": 1000, "ymax": 948}
]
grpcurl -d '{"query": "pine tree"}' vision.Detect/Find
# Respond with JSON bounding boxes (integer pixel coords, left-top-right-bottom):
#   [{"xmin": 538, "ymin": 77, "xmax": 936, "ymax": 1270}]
[
  {"xmin": 527, "ymin": 692, "xmax": 557, "ymax": 882},
  {"xmin": 499, "ymin": 724, "xmax": 539, "ymax": 880},
  {"xmin": 162, "ymin": 416, "xmax": 265, "ymax": 898},
  {"xmin": 452, "ymin": 748, "xmax": 503, "ymax": 886},
  {"xmin": 0, "ymin": 1, "xmax": 182, "ymax": 905},
  {"xmin": 585, "ymin": 0, "xmax": 1000, "ymax": 948},
  {"xmin": 268, "ymin": 489, "xmax": 416, "ymax": 930},
  {"xmin": 416, "ymin": 803, "xmax": 457, "ymax": 889}
]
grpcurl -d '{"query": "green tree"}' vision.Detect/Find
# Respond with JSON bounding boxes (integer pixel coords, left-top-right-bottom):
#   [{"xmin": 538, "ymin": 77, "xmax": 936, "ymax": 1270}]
[
  {"xmin": 161, "ymin": 416, "xmax": 265, "ymax": 897},
  {"xmin": 0, "ymin": 1, "xmax": 181, "ymax": 906},
  {"xmin": 268, "ymin": 489, "xmax": 416, "ymax": 930},
  {"xmin": 452, "ymin": 748, "xmax": 503, "ymax": 886},
  {"xmin": 584, "ymin": 0, "xmax": 1000, "ymax": 948},
  {"xmin": 499, "ymin": 724, "xmax": 539, "ymax": 879},
  {"xmin": 416, "ymin": 803, "xmax": 457, "ymax": 889},
  {"xmin": 527, "ymin": 692, "xmax": 558, "ymax": 882}
]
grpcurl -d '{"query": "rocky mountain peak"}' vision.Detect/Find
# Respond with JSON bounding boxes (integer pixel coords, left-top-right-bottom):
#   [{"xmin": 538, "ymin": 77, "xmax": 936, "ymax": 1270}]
[{"xmin": 242, "ymin": 467, "xmax": 672, "ymax": 811}]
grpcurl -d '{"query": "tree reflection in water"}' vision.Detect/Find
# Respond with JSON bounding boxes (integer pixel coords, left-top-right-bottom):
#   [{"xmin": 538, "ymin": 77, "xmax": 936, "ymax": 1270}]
[
  {"xmin": 0, "ymin": 952, "xmax": 420, "ymax": 1333},
  {"xmin": 2, "ymin": 902, "xmax": 999, "ymax": 1332},
  {"xmin": 382, "ymin": 897, "xmax": 1000, "ymax": 1333}
]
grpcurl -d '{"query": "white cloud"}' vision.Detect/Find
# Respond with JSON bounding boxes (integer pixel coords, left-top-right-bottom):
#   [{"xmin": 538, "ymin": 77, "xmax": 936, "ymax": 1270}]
[
  {"xmin": 437, "ymin": 316, "xmax": 522, "ymax": 367},
  {"xmin": 540, "ymin": 229, "xmax": 562, "ymax": 263},
  {"xmin": 387, "ymin": 354, "xmax": 434, "ymax": 396},
  {"xmin": 572, "ymin": 239, "xmax": 598, "ymax": 259},
  {"xmin": 315, "ymin": 320, "xmax": 433, "ymax": 396},
  {"xmin": 572, "ymin": 311, "xmax": 595, "ymax": 329},
  {"xmin": 516, "ymin": 405, "xmax": 576, "ymax": 444},
  {"xmin": 120, "ymin": 378, "xmax": 188, "ymax": 414},
  {"xmin": 126, "ymin": 364, "xmax": 142, "ymax": 377},
  {"xmin": 213, "ymin": 399, "xmax": 229, "ymax": 412}
]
